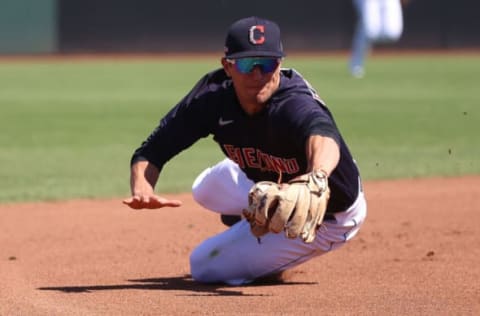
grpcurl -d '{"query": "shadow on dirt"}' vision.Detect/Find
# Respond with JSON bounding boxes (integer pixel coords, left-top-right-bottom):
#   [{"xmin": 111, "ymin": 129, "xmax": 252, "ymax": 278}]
[{"xmin": 38, "ymin": 275, "xmax": 316, "ymax": 296}]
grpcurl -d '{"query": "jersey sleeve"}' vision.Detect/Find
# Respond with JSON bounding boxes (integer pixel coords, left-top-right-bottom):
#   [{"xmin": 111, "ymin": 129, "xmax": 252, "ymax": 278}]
[
  {"xmin": 130, "ymin": 70, "xmax": 225, "ymax": 171},
  {"xmin": 281, "ymin": 95, "xmax": 342, "ymax": 148},
  {"xmin": 275, "ymin": 69, "xmax": 342, "ymax": 147},
  {"xmin": 305, "ymin": 103, "xmax": 342, "ymax": 146}
]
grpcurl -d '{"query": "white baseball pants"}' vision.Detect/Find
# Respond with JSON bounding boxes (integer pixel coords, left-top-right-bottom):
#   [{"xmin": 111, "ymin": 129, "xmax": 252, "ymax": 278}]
[{"xmin": 190, "ymin": 158, "xmax": 367, "ymax": 285}]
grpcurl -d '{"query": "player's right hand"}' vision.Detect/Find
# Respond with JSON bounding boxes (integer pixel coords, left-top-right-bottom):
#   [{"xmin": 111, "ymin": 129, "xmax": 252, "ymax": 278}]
[{"xmin": 123, "ymin": 195, "xmax": 182, "ymax": 209}]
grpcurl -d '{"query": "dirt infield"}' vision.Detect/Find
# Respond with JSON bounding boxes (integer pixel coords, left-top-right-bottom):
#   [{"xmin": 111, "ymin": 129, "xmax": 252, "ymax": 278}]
[{"xmin": 1, "ymin": 176, "xmax": 479, "ymax": 315}]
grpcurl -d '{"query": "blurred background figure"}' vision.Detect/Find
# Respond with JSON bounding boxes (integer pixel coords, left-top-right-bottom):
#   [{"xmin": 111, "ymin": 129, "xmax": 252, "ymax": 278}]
[{"xmin": 349, "ymin": 0, "xmax": 406, "ymax": 78}]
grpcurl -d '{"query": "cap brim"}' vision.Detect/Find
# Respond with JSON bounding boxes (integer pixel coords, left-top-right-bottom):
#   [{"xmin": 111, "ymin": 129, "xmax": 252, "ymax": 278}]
[{"xmin": 225, "ymin": 51, "xmax": 285, "ymax": 59}]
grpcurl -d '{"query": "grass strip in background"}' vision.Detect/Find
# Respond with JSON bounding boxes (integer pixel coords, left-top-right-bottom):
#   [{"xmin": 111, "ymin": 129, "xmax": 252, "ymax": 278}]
[{"xmin": 0, "ymin": 54, "xmax": 478, "ymax": 203}]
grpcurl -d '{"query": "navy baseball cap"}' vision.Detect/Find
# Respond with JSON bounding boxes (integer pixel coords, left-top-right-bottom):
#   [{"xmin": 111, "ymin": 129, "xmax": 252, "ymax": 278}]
[{"xmin": 224, "ymin": 16, "xmax": 285, "ymax": 59}]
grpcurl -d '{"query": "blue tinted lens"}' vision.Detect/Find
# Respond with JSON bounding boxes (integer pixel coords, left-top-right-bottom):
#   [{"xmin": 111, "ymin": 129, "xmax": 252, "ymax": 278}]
[{"xmin": 234, "ymin": 58, "xmax": 279, "ymax": 74}]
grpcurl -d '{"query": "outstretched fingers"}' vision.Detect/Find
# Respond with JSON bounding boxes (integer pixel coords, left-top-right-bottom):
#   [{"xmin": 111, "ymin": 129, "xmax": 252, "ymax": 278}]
[{"xmin": 123, "ymin": 195, "xmax": 182, "ymax": 209}]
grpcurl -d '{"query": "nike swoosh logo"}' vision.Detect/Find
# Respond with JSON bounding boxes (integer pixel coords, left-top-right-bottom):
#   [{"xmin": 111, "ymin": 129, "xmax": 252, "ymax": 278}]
[{"xmin": 218, "ymin": 117, "xmax": 234, "ymax": 126}]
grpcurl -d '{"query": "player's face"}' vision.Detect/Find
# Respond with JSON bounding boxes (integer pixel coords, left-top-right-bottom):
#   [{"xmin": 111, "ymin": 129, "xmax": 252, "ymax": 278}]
[{"xmin": 222, "ymin": 57, "xmax": 281, "ymax": 114}]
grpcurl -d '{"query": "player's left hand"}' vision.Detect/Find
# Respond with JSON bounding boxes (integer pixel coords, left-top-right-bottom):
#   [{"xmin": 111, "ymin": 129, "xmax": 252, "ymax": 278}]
[
  {"xmin": 242, "ymin": 171, "xmax": 330, "ymax": 243},
  {"xmin": 123, "ymin": 195, "xmax": 182, "ymax": 209}
]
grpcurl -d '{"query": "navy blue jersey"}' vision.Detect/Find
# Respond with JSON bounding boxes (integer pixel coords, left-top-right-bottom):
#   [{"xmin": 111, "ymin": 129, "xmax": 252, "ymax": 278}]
[{"xmin": 132, "ymin": 68, "xmax": 360, "ymax": 213}]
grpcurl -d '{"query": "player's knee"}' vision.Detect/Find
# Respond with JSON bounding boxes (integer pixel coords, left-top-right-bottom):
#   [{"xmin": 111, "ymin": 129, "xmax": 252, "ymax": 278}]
[
  {"xmin": 191, "ymin": 182, "xmax": 205, "ymax": 205},
  {"xmin": 191, "ymin": 168, "xmax": 212, "ymax": 206}
]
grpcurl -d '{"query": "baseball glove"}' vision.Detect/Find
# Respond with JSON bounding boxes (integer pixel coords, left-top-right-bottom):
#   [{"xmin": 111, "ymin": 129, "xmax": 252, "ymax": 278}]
[{"xmin": 242, "ymin": 171, "xmax": 330, "ymax": 243}]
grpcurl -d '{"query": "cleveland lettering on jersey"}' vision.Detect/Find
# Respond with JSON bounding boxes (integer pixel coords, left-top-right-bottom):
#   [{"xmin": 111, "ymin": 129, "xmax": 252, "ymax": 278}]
[{"xmin": 223, "ymin": 144, "xmax": 300, "ymax": 174}]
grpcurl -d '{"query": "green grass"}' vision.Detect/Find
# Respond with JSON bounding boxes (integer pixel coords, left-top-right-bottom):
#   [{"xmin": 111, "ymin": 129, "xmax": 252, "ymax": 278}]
[
  {"xmin": 0, "ymin": 54, "xmax": 479, "ymax": 203},
  {"xmin": 285, "ymin": 55, "xmax": 479, "ymax": 178}
]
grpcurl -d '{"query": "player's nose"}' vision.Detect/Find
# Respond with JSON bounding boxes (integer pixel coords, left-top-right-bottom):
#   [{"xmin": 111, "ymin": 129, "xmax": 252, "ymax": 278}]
[{"xmin": 250, "ymin": 66, "xmax": 264, "ymax": 80}]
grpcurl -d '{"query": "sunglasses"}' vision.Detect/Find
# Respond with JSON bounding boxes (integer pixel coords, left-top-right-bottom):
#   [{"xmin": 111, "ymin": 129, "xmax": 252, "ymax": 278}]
[{"xmin": 226, "ymin": 57, "xmax": 281, "ymax": 74}]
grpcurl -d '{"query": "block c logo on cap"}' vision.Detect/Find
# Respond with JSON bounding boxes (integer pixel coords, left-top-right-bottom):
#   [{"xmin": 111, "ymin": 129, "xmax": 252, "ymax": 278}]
[{"xmin": 249, "ymin": 25, "xmax": 265, "ymax": 45}]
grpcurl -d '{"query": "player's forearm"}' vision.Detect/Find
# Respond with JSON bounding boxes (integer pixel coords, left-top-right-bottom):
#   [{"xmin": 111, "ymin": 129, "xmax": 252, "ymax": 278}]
[
  {"xmin": 130, "ymin": 160, "xmax": 160, "ymax": 195},
  {"xmin": 305, "ymin": 135, "xmax": 340, "ymax": 176}
]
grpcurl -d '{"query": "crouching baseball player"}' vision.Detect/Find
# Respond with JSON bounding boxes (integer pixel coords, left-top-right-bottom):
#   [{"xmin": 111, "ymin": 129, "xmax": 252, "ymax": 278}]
[{"xmin": 123, "ymin": 16, "xmax": 367, "ymax": 285}]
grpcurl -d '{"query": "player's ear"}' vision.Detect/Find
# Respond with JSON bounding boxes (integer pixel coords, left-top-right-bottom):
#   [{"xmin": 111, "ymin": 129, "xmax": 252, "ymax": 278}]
[{"xmin": 221, "ymin": 58, "xmax": 232, "ymax": 77}]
